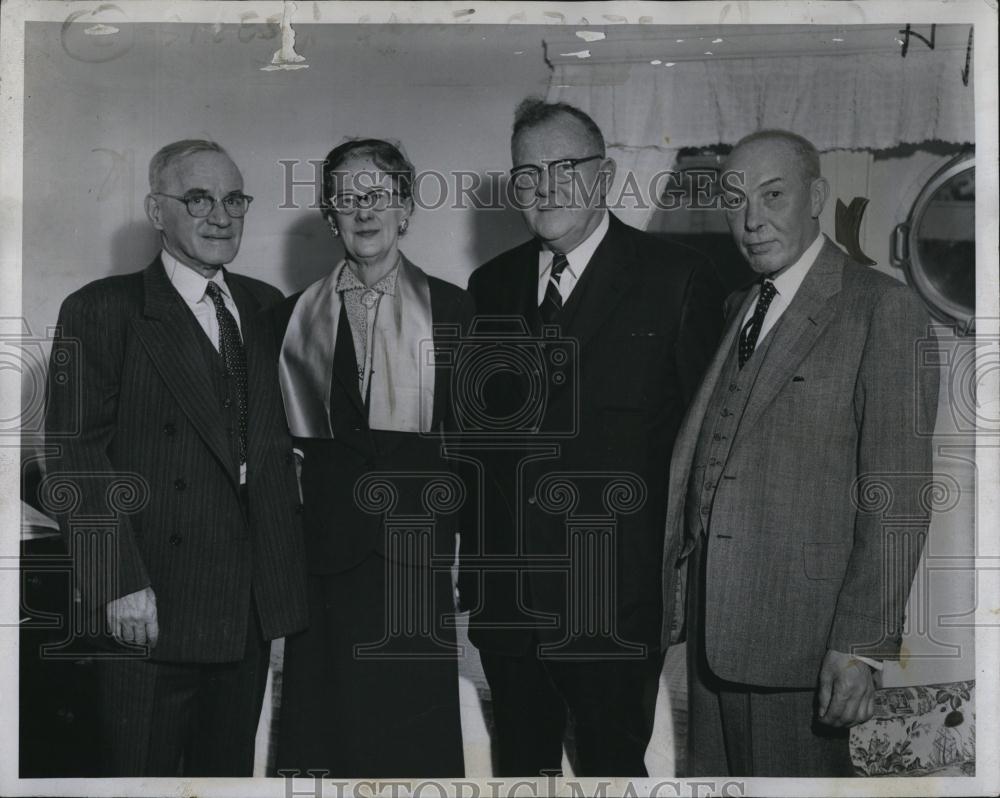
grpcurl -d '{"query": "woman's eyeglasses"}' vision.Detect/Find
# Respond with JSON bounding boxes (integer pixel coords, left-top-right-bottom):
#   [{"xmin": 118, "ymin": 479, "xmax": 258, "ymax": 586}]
[{"xmin": 328, "ymin": 188, "xmax": 397, "ymax": 214}]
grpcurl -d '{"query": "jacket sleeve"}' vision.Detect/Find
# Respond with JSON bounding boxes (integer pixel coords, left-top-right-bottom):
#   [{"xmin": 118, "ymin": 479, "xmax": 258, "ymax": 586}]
[
  {"xmin": 827, "ymin": 285, "xmax": 939, "ymax": 658},
  {"xmin": 45, "ymin": 290, "xmax": 151, "ymax": 615}
]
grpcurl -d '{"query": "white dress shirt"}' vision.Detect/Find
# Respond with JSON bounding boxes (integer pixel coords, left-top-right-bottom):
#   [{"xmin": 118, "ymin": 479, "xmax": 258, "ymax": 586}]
[
  {"xmin": 163, "ymin": 250, "xmax": 246, "ymax": 484},
  {"xmin": 163, "ymin": 250, "xmax": 243, "ymax": 346},
  {"xmin": 536, "ymin": 211, "xmax": 610, "ymax": 306}
]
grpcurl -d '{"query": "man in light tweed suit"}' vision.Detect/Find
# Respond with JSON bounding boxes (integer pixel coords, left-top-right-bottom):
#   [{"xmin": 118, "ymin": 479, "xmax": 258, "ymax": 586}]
[
  {"xmin": 45, "ymin": 140, "xmax": 308, "ymax": 775},
  {"xmin": 661, "ymin": 130, "xmax": 939, "ymax": 776}
]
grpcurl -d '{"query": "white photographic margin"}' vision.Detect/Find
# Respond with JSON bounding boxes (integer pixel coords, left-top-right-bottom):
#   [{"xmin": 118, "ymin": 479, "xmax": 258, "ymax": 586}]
[{"xmin": 1, "ymin": 1, "xmax": 997, "ymax": 796}]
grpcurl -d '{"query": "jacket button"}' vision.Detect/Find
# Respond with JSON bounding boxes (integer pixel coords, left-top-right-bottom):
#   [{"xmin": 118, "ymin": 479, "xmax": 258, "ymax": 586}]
[
  {"xmin": 163, "ymin": 422, "xmax": 176, "ymax": 436},
  {"xmin": 223, "ymin": 398, "xmax": 233, "ymax": 409},
  {"xmin": 169, "ymin": 534, "xmax": 182, "ymax": 546},
  {"xmin": 294, "ymin": 503, "xmax": 304, "ymax": 515},
  {"xmin": 527, "ymin": 496, "xmax": 537, "ymax": 505},
  {"xmin": 174, "ymin": 478, "xmax": 186, "ymax": 491}
]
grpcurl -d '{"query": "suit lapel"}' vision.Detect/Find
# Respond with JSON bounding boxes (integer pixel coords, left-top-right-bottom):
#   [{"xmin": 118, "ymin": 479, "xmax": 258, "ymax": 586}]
[
  {"xmin": 501, "ymin": 249, "xmax": 543, "ymax": 407},
  {"xmin": 131, "ymin": 258, "xmax": 238, "ymax": 487},
  {"xmin": 227, "ymin": 273, "xmax": 273, "ymax": 475},
  {"xmin": 558, "ymin": 215, "xmax": 636, "ymax": 351},
  {"xmin": 736, "ymin": 239, "xmax": 845, "ymax": 437},
  {"xmin": 518, "ymin": 243, "xmax": 542, "ymax": 334}
]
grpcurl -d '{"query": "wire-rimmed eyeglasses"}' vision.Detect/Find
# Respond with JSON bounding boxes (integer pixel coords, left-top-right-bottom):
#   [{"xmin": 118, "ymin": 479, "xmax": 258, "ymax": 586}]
[{"xmin": 328, "ymin": 188, "xmax": 399, "ymax": 215}]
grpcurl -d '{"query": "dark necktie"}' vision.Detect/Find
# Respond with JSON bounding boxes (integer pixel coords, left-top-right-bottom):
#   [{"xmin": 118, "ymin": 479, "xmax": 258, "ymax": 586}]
[
  {"xmin": 738, "ymin": 279, "xmax": 778, "ymax": 369},
  {"xmin": 540, "ymin": 253, "xmax": 569, "ymax": 324},
  {"xmin": 205, "ymin": 281, "xmax": 248, "ymax": 464}
]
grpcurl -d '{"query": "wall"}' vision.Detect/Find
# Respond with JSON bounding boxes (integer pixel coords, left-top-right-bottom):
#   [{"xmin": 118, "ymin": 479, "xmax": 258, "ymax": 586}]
[
  {"xmin": 22, "ymin": 22, "xmax": 552, "ymax": 336},
  {"xmin": 20, "ymin": 22, "xmax": 554, "ymax": 776}
]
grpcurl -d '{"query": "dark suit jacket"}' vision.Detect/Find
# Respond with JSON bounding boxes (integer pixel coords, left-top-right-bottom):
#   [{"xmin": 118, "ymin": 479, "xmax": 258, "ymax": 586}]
[
  {"xmin": 267, "ymin": 269, "xmax": 475, "ymax": 574},
  {"xmin": 462, "ymin": 213, "xmax": 723, "ymax": 657},
  {"xmin": 45, "ymin": 257, "xmax": 308, "ymax": 663},
  {"xmin": 662, "ymin": 238, "xmax": 939, "ymax": 686}
]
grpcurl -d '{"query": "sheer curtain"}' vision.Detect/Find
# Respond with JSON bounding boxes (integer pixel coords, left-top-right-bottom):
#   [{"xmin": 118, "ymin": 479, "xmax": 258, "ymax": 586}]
[{"xmin": 546, "ymin": 44, "xmax": 974, "ymax": 230}]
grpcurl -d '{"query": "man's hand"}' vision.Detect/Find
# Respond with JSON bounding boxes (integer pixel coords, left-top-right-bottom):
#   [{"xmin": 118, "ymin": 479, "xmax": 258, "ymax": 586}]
[
  {"xmin": 817, "ymin": 648, "xmax": 877, "ymax": 727},
  {"xmin": 106, "ymin": 586, "xmax": 159, "ymax": 648}
]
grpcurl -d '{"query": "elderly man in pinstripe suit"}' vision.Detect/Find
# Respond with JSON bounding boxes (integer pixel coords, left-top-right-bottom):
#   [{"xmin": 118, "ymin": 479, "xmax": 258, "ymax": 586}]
[{"xmin": 45, "ymin": 140, "xmax": 308, "ymax": 776}]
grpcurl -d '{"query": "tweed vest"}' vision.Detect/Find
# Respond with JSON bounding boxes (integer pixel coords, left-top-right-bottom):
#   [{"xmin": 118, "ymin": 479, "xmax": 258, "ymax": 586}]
[{"xmin": 685, "ymin": 314, "xmax": 781, "ymax": 539}]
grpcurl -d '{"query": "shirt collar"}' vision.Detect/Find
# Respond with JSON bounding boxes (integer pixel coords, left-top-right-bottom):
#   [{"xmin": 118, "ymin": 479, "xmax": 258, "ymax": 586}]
[
  {"xmin": 336, "ymin": 260, "xmax": 399, "ymax": 296},
  {"xmin": 766, "ymin": 232, "xmax": 825, "ymax": 299},
  {"xmin": 162, "ymin": 250, "xmax": 230, "ymax": 304},
  {"xmin": 539, "ymin": 211, "xmax": 610, "ymax": 280}
]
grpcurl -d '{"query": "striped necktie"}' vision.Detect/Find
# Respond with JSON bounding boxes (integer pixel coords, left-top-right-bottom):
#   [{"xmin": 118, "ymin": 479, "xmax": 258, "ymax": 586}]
[
  {"xmin": 540, "ymin": 253, "xmax": 569, "ymax": 324},
  {"xmin": 205, "ymin": 282, "xmax": 248, "ymax": 464}
]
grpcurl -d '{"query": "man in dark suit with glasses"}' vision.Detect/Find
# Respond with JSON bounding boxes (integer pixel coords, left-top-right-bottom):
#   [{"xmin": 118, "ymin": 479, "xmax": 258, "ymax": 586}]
[
  {"xmin": 460, "ymin": 99, "xmax": 723, "ymax": 776},
  {"xmin": 45, "ymin": 139, "xmax": 308, "ymax": 776}
]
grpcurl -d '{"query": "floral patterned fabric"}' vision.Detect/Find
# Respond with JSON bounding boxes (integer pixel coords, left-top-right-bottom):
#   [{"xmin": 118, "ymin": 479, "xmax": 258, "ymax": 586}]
[{"xmin": 850, "ymin": 680, "xmax": 975, "ymax": 776}]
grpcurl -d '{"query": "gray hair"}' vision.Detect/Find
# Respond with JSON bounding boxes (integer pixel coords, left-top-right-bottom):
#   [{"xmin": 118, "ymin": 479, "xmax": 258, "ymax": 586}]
[
  {"xmin": 320, "ymin": 138, "xmax": 415, "ymax": 218},
  {"xmin": 511, "ymin": 97, "xmax": 606, "ymax": 157},
  {"xmin": 148, "ymin": 139, "xmax": 230, "ymax": 193}
]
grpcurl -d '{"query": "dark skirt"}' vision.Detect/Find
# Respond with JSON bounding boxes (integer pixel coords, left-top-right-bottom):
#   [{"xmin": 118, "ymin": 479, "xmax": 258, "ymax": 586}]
[{"xmin": 275, "ymin": 555, "xmax": 465, "ymax": 778}]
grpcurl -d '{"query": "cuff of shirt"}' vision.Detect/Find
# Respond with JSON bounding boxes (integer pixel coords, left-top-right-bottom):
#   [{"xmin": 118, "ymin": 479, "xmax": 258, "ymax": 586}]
[{"xmin": 853, "ymin": 654, "xmax": 884, "ymax": 671}]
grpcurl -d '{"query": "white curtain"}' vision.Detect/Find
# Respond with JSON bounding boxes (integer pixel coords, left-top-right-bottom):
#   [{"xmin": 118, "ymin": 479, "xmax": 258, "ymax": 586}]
[{"xmin": 547, "ymin": 47, "xmax": 974, "ymax": 230}]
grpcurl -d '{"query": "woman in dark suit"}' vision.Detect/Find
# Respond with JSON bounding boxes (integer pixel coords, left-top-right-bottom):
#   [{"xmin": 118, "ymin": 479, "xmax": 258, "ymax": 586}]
[{"xmin": 272, "ymin": 139, "xmax": 470, "ymax": 776}]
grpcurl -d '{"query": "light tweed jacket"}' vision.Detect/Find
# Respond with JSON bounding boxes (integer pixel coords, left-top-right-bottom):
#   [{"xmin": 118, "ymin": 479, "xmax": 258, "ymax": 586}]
[{"xmin": 661, "ymin": 237, "xmax": 939, "ymax": 687}]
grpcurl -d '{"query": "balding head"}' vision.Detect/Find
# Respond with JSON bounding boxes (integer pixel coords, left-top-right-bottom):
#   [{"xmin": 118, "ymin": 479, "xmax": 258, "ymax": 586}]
[{"xmin": 727, "ymin": 129, "xmax": 820, "ymax": 188}]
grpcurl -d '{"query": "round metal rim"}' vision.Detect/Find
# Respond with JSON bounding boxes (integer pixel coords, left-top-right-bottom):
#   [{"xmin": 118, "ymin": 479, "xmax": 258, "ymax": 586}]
[{"xmin": 903, "ymin": 151, "xmax": 975, "ymax": 330}]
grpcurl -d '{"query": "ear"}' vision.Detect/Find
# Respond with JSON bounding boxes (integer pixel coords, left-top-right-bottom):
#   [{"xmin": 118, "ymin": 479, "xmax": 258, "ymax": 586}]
[
  {"xmin": 810, "ymin": 176, "xmax": 830, "ymax": 219},
  {"xmin": 144, "ymin": 194, "xmax": 165, "ymax": 231},
  {"xmin": 400, "ymin": 194, "xmax": 415, "ymax": 222}
]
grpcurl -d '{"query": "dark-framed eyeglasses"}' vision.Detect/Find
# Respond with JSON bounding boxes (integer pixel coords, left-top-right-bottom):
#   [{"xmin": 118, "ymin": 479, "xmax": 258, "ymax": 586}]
[
  {"xmin": 153, "ymin": 191, "xmax": 253, "ymax": 218},
  {"xmin": 328, "ymin": 188, "xmax": 397, "ymax": 215},
  {"xmin": 509, "ymin": 155, "xmax": 603, "ymax": 193}
]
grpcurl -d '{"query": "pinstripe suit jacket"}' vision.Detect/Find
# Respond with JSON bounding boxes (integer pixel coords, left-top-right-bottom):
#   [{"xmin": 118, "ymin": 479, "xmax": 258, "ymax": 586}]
[
  {"xmin": 661, "ymin": 238, "xmax": 940, "ymax": 687},
  {"xmin": 45, "ymin": 257, "xmax": 308, "ymax": 663}
]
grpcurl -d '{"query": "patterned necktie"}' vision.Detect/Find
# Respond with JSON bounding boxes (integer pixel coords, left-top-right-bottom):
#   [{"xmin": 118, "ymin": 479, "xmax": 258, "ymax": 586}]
[
  {"xmin": 738, "ymin": 279, "xmax": 778, "ymax": 369},
  {"xmin": 205, "ymin": 281, "xmax": 248, "ymax": 464},
  {"xmin": 540, "ymin": 253, "xmax": 569, "ymax": 324}
]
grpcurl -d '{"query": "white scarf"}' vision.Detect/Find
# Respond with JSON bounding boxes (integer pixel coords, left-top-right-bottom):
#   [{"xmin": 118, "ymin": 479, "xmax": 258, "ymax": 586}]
[{"xmin": 279, "ymin": 257, "xmax": 435, "ymax": 437}]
